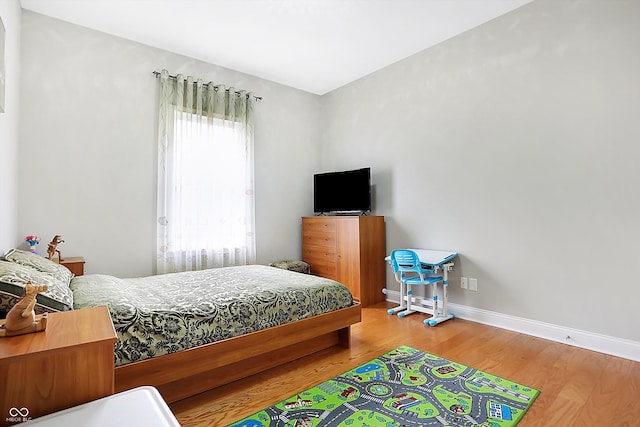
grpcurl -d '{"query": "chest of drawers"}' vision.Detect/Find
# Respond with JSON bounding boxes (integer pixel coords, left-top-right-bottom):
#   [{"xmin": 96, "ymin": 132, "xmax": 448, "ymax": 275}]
[{"xmin": 302, "ymin": 216, "xmax": 386, "ymax": 306}]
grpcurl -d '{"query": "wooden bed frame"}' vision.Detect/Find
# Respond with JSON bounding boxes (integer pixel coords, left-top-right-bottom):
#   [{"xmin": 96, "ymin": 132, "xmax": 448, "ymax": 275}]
[{"xmin": 114, "ymin": 303, "xmax": 361, "ymax": 403}]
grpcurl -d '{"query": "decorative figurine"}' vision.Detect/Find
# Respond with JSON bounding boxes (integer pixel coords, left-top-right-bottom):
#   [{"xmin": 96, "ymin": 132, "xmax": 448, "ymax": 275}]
[
  {"xmin": 25, "ymin": 235, "xmax": 41, "ymax": 254},
  {"xmin": 0, "ymin": 282, "xmax": 49, "ymax": 337},
  {"xmin": 47, "ymin": 235, "xmax": 65, "ymax": 261}
]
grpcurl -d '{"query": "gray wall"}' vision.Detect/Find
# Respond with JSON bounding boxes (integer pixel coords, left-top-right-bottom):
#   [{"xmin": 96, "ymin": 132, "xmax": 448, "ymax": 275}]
[
  {"xmin": 320, "ymin": 0, "xmax": 640, "ymax": 342},
  {"xmin": 0, "ymin": 0, "xmax": 21, "ymax": 252},
  {"xmin": 15, "ymin": 1, "xmax": 640, "ymax": 344},
  {"xmin": 18, "ymin": 10, "xmax": 321, "ymax": 278}
]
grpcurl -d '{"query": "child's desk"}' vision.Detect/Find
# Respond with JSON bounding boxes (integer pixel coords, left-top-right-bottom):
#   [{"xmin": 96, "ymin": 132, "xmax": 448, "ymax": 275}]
[{"xmin": 385, "ymin": 249, "xmax": 458, "ymax": 326}]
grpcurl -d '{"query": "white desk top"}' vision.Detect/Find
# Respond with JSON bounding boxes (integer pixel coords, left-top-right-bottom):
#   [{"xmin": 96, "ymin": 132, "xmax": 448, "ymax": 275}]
[
  {"xmin": 25, "ymin": 386, "xmax": 180, "ymax": 426},
  {"xmin": 385, "ymin": 249, "xmax": 458, "ymax": 266}
]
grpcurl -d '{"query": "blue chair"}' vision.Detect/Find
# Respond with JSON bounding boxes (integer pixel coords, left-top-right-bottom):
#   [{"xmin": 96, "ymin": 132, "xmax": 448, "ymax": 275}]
[{"xmin": 387, "ymin": 249, "xmax": 443, "ymax": 318}]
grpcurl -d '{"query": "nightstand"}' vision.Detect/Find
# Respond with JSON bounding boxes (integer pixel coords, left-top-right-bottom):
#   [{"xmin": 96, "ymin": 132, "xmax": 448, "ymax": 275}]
[
  {"xmin": 0, "ymin": 307, "xmax": 117, "ymax": 425},
  {"xmin": 58, "ymin": 256, "xmax": 85, "ymax": 276}
]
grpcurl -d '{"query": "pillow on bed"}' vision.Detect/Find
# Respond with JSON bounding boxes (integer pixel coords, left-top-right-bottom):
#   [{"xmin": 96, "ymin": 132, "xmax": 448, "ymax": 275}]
[
  {"xmin": 0, "ymin": 291, "xmax": 53, "ymax": 316},
  {"xmin": 3, "ymin": 248, "xmax": 74, "ymax": 284},
  {"xmin": 0, "ymin": 260, "xmax": 73, "ymax": 311}
]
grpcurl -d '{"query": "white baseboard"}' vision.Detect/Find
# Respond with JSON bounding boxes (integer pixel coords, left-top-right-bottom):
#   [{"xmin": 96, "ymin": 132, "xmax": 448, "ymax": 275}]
[{"xmin": 383, "ymin": 289, "xmax": 640, "ymax": 362}]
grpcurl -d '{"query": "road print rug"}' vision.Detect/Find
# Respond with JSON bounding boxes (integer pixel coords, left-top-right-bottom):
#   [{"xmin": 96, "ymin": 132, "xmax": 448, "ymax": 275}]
[{"xmin": 228, "ymin": 345, "xmax": 539, "ymax": 427}]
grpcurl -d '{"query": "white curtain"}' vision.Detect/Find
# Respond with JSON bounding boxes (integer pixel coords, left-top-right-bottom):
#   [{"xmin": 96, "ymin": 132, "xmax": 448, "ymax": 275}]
[{"xmin": 156, "ymin": 70, "xmax": 255, "ymax": 274}]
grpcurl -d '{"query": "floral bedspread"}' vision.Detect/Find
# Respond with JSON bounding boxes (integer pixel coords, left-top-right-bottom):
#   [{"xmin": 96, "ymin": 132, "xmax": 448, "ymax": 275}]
[{"xmin": 70, "ymin": 265, "xmax": 354, "ymax": 367}]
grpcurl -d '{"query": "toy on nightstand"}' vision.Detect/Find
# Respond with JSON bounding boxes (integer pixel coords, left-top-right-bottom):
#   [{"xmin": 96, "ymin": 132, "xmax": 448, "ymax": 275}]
[
  {"xmin": 47, "ymin": 235, "xmax": 65, "ymax": 261},
  {"xmin": 25, "ymin": 235, "xmax": 41, "ymax": 254},
  {"xmin": 0, "ymin": 282, "xmax": 49, "ymax": 337}
]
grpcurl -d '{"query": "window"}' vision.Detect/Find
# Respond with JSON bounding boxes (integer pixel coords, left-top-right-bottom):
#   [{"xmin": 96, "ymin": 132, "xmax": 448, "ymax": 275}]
[
  {"xmin": 171, "ymin": 114, "xmax": 249, "ymax": 250},
  {"xmin": 156, "ymin": 72, "xmax": 255, "ymax": 273}
]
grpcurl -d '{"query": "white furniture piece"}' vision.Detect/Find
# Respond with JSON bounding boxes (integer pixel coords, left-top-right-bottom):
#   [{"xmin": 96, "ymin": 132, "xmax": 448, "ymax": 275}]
[
  {"xmin": 387, "ymin": 249, "xmax": 444, "ymax": 319},
  {"xmin": 385, "ymin": 249, "xmax": 458, "ymax": 326},
  {"xmin": 23, "ymin": 386, "xmax": 180, "ymax": 427}
]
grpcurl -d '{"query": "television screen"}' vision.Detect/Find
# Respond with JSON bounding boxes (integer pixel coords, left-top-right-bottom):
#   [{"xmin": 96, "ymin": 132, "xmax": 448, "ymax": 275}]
[{"xmin": 313, "ymin": 167, "xmax": 371, "ymax": 214}]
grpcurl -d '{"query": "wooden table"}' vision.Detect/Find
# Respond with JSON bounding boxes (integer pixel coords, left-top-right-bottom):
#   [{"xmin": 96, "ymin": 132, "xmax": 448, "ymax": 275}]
[
  {"xmin": 0, "ymin": 307, "xmax": 116, "ymax": 426},
  {"xmin": 57, "ymin": 256, "xmax": 85, "ymax": 276}
]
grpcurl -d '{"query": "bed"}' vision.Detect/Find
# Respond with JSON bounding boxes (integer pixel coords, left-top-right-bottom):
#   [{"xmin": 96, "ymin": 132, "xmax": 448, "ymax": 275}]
[{"xmin": 0, "ymin": 249, "xmax": 361, "ymax": 402}]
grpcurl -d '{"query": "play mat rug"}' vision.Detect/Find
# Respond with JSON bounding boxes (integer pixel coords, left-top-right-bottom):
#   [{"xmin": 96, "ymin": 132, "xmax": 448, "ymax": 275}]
[{"xmin": 229, "ymin": 345, "xmax": 539, "ymax": 427}]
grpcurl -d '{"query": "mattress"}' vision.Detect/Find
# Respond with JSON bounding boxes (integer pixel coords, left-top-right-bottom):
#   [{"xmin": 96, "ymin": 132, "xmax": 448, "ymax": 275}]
[{"xmin": 70, "ymin": 264, "xmax": 354, "ymax": 366}]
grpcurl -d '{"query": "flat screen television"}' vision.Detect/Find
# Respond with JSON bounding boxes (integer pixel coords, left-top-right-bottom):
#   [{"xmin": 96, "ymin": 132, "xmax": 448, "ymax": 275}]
[{"xmin": 313, "ymin": 167, "xmax": 371, "ymax": 214}]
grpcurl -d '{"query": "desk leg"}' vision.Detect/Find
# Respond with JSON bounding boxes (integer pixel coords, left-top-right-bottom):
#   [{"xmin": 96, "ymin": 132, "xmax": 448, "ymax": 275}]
[
  {"xmin": 398, "ymin": 285, "xmax": 416, "ymax": 318},
  {"xmin": 424, "ymin": 264, "xmax": 455, "ymax": 327},
  {"xmin": 442, "ymin": 265, "xmax": 451, "ymax": 318},
  {"xmin": 432, "ymin": 284, "xmax": 439, "ymax": 316},
  {"xmin": 387, "ymin": 281, "xmax": 407, "ymax": 315}
]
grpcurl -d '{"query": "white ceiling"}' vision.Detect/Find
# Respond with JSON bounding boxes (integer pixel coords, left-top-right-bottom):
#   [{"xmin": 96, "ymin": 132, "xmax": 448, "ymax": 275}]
[{"xmin": 20, "ymin": 0, "xmax": 533, "ymax": 95}]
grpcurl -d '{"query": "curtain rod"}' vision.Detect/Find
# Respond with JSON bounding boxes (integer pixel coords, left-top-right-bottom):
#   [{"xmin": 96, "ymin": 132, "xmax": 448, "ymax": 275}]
[{"xmin": 152, "ymin": 71, "xmax": 262, "ymax": 101}]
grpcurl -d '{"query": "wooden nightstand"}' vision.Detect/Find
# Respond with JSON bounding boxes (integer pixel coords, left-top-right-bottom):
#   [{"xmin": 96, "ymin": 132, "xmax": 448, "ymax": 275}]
[
  {"xmin": 58, "ymin": 256, "xmax": 85, "ymax": 276},
  {"xmin": 0, "ymin": 307, "xmax": 117, "ymax": 425}
]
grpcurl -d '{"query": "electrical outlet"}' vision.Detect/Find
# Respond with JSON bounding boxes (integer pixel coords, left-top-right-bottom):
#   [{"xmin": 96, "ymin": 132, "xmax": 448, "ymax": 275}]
[
  {"xmin": 469, "ymin": 278, "xmax": 478, "ymax": 292},
  {"xmin": 461, "ymin": 277, "xmax": 468, "ymax": 289}
]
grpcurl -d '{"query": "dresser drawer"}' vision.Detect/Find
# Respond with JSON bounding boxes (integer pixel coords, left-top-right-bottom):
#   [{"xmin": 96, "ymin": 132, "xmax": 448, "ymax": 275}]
[
  {"xmin": 306, "ymin": 259, "xmax": 338, "ymax": 281},
  {"xmin": 302, "ymin": 218, "xmax": 336, "ymax": 234},
  {"xmin": 302, "ymin": 231, "xmax": 336, "ymax": 248},
  {"xmin": 302, "ymin": 245, "xmax": 336, "ymax": 262}
]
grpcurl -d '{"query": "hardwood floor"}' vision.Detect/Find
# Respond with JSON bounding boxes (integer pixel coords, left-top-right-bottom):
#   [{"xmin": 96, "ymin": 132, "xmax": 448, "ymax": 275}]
[{"xmin": 170, "ymin": 302, "xmax": 640, "ymax": 426}]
